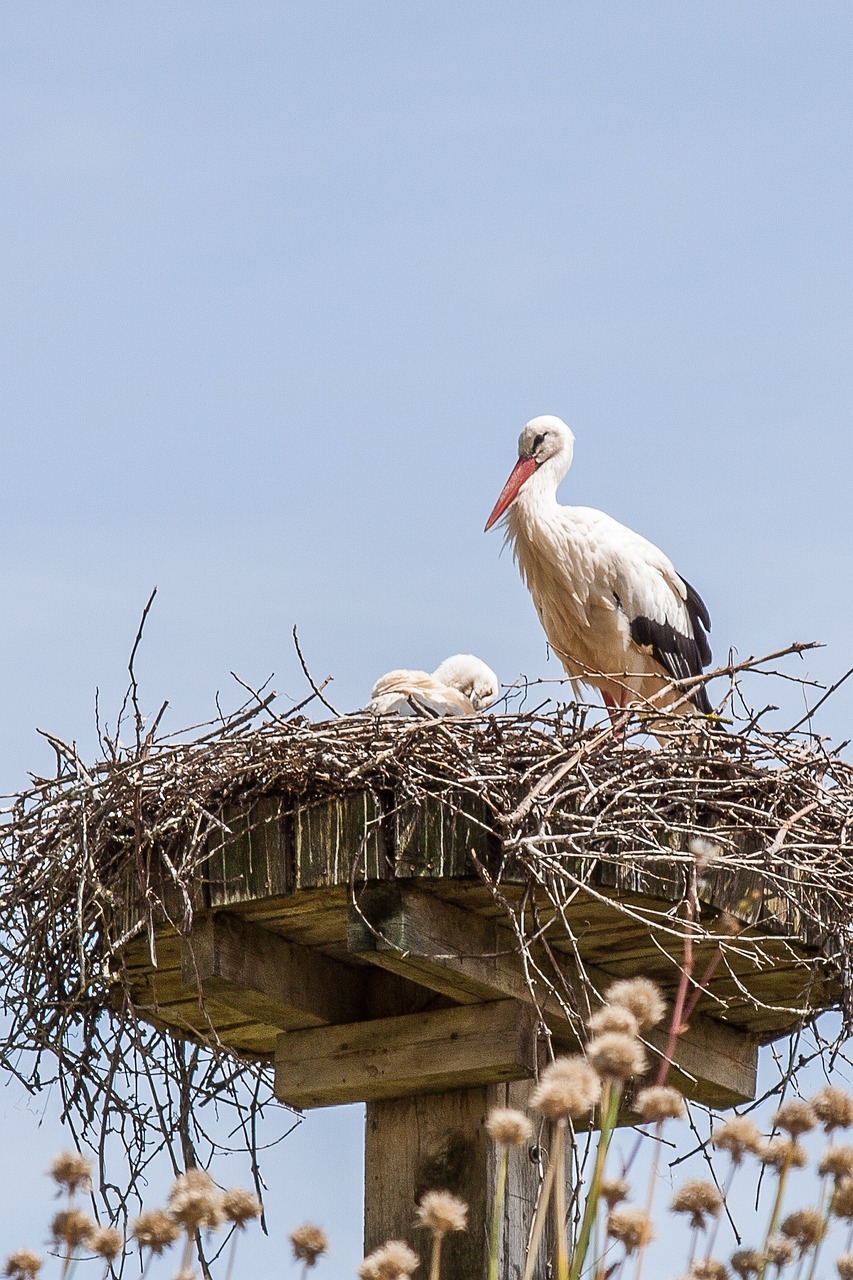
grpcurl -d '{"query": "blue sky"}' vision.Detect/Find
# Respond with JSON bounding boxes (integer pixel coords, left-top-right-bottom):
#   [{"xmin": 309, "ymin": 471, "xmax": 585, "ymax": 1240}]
[{"xmin": 1, "ymin": 2, "xmax": 851, "ymax": 1272}]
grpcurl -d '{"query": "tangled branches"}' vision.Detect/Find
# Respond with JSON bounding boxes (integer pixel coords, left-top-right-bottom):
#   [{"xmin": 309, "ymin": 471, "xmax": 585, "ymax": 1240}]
[{"xmin": 0, "ymin": 642, "xmax": 851, "ymax": 1213}]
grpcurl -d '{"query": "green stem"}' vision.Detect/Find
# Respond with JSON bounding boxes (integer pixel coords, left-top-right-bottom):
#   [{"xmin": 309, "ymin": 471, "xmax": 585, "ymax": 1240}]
[
  {"xmin": 488, "ymin": 1147, "xmax": 509, "ymax": 1280},
  {"xmin": 570, "ymin": 1083, "xmax": 621, "ymax": 1280},
  {"xmin": 554, "ymin": 1120, "xmax": 569, "ymax": 1280}
]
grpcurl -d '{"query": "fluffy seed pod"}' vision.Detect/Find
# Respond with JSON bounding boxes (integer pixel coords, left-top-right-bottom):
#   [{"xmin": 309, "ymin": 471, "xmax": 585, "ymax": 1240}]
[
  {"xmin": 86, "ymin": 1228, "xmax": 123, "ymax": 1262},
  {"xmin": 772, "ymin": 1099, "xmax": 817, "ymax": 1139},
  {"xmin": 759, "ymin": 1137, "xmax": 807, "ymax": 1170},
  {"xmin": 49, "ymin": 1152, "xmax": 93, "ymax": 1197},
  {"xmin": 670, "ymin": 1180, "xmax": 723, "ymax": 1230},
  {"xmin": 131, "ymin": 1210, "xmax": 180, "ymax": 1254},
  {"xmin": 357, "ymin": 1239, "xmax": 420, "ymax": 1279},
  {"xmin": 289, "ymin": 1224, "xmax": 329, "ymax": 1267},
  {"xmin": 607, "ymin": 1207, "xmax": 654, "ymax": 1254},
  {"xmin": 765, "ymin": 1236, "xmax": 795, "ymax": 1267},
  {"xmin": 530, "ymin": 1056, "xmax": 601, "ymax": 1120},
  {"xmin": 605, "ymin": 978, "xmax": 666, "ymax": 1030},
  {"xmin": 415, "ymin": 1190, "xmax": 467, "ymax": 1236},
  {"xmin": 586, "ymin": 1033, "xmax": 648, "ymax": 1082},
  {"xmin": 730, "ymin": 1248, "xmax": 763, "ymax": 1278},
  {"xmin": 836, "ymin": 1253, "xmax": 853, "ymax": 1279},
  {"xmin": 819, "ymin": 1146, "xmax": 853, "ymax": 1181},
  {"xmin": 684, "ymin": 1261, "xmax": 729, "ymax": 1280},
  {"xmin": 168, "ymin": 1169, "xmax": 224, "ymax": 1232},
  {"xmin": 486, "ymin": 1108, "xmax": 533, "ymax": 1147},
  {"xmin": 779, "ymin": 1208, "xmax": 825, "ymax": 1255},
  {"xmin": 222, "ymin": 1189, "xmax": 262, "ymax": 1229},
  {"xmin": 635, "ymin": 1086, "xmax": 685, "ymax": 1123},
  {"xmin": 600, "ymin": 1176, "xmax": 630, "ymax": 1208},
  {"xmin": 712, "ymin": 1116, "xmax": 764, "ymax": 1164},
  {"xmin": 51, "ymin": 1209, "xmax": 94, "ymax": 1250},
  {"xmin": 833, "ymin": 1178, "xmax": 853, "ymax": 1221},
  {"xmin": 812, "ymin": 1087, "xmax": 853, "ymax": 1133},
  {"xmin": 3, "ymin": 1251, "xmax": 43, "ymax": 1279},
  {"xmin": 586, "ymin": 1005, "xmax": 640, "ymax": 1038}
]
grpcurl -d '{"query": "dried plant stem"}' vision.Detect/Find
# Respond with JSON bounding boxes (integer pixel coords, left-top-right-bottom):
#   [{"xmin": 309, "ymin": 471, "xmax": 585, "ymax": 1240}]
[
  {"xmin": 804, "ymin": 1181, "xmax": 833, "ymax": 1280},
  {"xmin": 429, "ymin": 1233, "xmax": 443, "ymax": 1280},
  {"xmin": 569, "ymin": 1083, "xmax": 621, "ymax": 1280},
  {"xmin": 488, "ymin": 1146, "xmax": 509, "ymax": 1280},
  {"xmin": 757, "ymin": 1152, "xmax": 795, "ymax": 1280},
  {"xmin": 554, "ymin": 1119, "xmax": 570, "ymax": 1280},
  {"xmin": 522, "ymin": 1145, "xmax": 559, "ymax": 1280},
  {"xmin": 632, "ymin": 1125, "xmax": 664, "ymax": 1280}
]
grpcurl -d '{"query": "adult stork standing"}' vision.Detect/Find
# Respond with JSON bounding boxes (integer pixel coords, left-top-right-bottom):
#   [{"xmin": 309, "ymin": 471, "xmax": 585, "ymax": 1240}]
[{"xmin": 484, "ymin": 415, "xmax": 713, "ymax": 721}]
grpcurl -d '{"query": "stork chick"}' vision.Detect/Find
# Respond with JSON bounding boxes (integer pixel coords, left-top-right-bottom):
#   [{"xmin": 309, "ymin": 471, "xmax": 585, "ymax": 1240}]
[
  {"xmin": 367, "ymin": 654, "xmax": 499, "ymax": 717},
  {"xmin": 485, "ymin": 415, "xmax": 712, "ymax": 720}
]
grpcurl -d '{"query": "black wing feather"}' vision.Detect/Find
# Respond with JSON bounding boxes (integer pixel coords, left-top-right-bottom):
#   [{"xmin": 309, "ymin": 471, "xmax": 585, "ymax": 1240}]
[{"xmin": 629, "ymin": 575, "xmax": 713, "ymax": 714}]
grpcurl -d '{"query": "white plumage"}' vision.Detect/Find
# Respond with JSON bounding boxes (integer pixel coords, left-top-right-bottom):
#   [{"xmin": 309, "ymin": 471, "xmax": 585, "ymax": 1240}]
[
  {"xmin": 485, "ymin": 415, "xmax": 712, "ymax": 719},
  {"xmin": 366, "ymin": 654, "xmax": 500, "ymax": 718}
]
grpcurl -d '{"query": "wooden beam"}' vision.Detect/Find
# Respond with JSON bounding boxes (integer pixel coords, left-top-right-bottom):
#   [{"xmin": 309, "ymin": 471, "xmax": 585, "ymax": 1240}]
[
  {"xmin": 182, "ymin": 912, "xmax": 368, "ymax": 1031},
  {"xmin": 365, "ymin": 1080, "xmax": 552, "ymax": 1280},
  {"xmin": 348, "ymin": 882, "xmax": 757, "ymax": 1107},
  {"xmin": 274, "ymin": 999, "xmax": 539, "ymax": 1109}
]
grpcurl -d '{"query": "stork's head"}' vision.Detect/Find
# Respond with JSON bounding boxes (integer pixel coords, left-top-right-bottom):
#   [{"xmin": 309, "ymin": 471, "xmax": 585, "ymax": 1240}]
[
  {"xmin": 432, "ymin": 654, "xmax": 500, "ymax": 711},
  {"xmin": 484, "ymin": 415, "xmax": 575, "ymax": 531}
]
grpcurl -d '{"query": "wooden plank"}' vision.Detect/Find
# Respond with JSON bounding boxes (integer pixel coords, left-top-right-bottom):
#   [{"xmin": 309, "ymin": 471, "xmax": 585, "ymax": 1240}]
[
  {"xmin": 364, "ymin": 1080, "xmax": 551, "ymax": 1280},
  {"xmin": 394, "ymin": 793, "xmax": 500, "ymax": 879},
  {"xmin": 207, "ymin": 796, "xmax": 290, "ymax": 906},
  {"xmin": 274, "ymin": 1000, "xmax": 539, "ymax": 1108},
  {"xmin": 182, "ymin": 912, "xmax": 369, "ymax": 1030},
  {"xmin": 292, "ymin": 792, "xmax": 386, "ymax": 888},
  {"xmin": 348, "ymin": 883, "xmax": 758, "ymax": 1106}
]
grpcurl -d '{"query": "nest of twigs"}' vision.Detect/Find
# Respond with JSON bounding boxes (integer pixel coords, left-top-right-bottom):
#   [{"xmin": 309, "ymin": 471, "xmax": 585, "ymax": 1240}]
[{"xmin": 1, "ymin": 640, "xmax": 852, "ymax": 1214}]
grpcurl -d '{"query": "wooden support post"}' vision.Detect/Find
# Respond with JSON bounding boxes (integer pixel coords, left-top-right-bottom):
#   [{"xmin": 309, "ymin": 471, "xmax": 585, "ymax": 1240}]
[
  {"xmin": 364, "ymin": 1079, "xmax": 551, "ymax": 1280},
  {"xmin": 349, "ymin": 882, "xmax": 758, "ymax": 1107},
  {"xmin": 275, "ymin": 1000, "xmax": 540, "ymax": 1109}
]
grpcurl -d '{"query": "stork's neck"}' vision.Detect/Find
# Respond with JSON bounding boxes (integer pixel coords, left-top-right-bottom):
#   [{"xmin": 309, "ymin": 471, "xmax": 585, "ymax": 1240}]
[{"xmin": 508, "ymin": 450, "xmax": 570, "ymax": 536}]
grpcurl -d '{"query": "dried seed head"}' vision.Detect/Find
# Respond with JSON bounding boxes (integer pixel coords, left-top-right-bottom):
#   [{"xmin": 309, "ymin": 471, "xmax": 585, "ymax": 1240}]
[
  {"xmin": 3, "ymin": 1251, "xmax": 42, "ymax": 1279},
  {"xmin": 587, "ymin": 1005, "xmax": 639, "ymax": 1038},
  {"xmin": 222, "ymin": 1189, "xmax": 262, "ymax": 1229},
  {"xmin": 685, "ymin": 1262, "xmax": 729, "ymax": 1280},
  {"xmin": 712, "ymin": 1117, "xmax": 764, "ymax": 1164},
  {"xmin": 759, "ymin": 1137, "xmax": 807, "ymax": 1170},
  {"xmin": 772, "ymin": 1099, "xmax": 817, "ymax": 1139},
  {"xmin": 779, "ymin": 1208, "xmax": 825, "ymax": 1255},
  {"xmin": 51, "ymin": 1209, "xmax": 94, "ymax": 1250},
  {"xmin": 168, "ymin": 1169, "xmax": 224, "ymax": 1232},
  {"xmin": 605, "ymin": 978, "xmax": 666, "ymax": 1030},
  {"xmin": 600, "ymin": 1176, "xmax": 630, "ymax": 1208},
  {"xmin": 765, "ymin": 1236, "xmax": 795, "ymax": 1267},
  {"xmin": 86, "ymin": 1228, "xmax": 123, "ymax": 1263},
  {"xmin": 837, "ymin": 1254, "xmax": 853, "ymax": 1279},
  {"xmin": 607, "ymin": 1207, "xmax": 654, "ymax": 1254},
  {"xmin": 812, "ymin": 1087, "xmax": 853, "ymax": 1133},
  {"xmin": 819, "ymin": 1146, "xmax": 853, "ymax": 1181},
  {"xmin": 131, "ymin": 1209, "xmax": 180, "ymax": 1254},
  {"xmin": 635, "ymin": 1086, "xmax": 685, "ymax": 1124},
  {"xmin": 289, "ymin": 1223, "xmax": 329, "ymax": 1266},
  {"xmin": 357, "ymin": 1240, "xmax": 420, "ymax": 1279},
  {"xmin": 415, "ymin": 1191, "xmax": 467, "ymax": 1236},
  {"xmin": 49, "ymin": 1152, "xmax": 93, "ymax": 1196},
  {"xmin": 486, "ymin": 1108, "xmax": 533, "ymax": 1147},
  {"xmin": 833, "ymin": 1178, "xmax": 853, "ymax": 1221},
  {"xmin": 670, "ymin": 1180, "xmax": 723, "ymax": 1230},
  {"xmin": 730, "ymin": 1249, "xmax": 763, "ymax": 1278},
  {"xmin": 531, "ymin": 1056, "xmax": 601, "ymax": 1120},
  {"xmin": 587, "ymin": 1033, "xmax": 648, "ymax": 1082},
  {"xmin": 689, "ymin": 836, "xmax": 723, "ymax": 871}
]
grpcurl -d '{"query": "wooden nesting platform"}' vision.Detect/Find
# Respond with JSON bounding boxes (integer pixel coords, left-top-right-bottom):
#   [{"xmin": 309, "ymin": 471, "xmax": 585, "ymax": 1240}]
[{"xmin": 119, "ymin": 788, "xmax": 842, "ymax": 1113}]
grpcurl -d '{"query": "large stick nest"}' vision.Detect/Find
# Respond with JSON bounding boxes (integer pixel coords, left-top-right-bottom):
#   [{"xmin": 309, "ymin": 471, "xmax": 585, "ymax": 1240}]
[{"xmin": 1, "ymin": 642, "xmax": 852, "ymax": 1212}]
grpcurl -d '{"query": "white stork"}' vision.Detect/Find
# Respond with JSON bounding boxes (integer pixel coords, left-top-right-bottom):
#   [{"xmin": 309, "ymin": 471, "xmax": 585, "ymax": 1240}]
[
  {"xmin": 367, "ymin": 654, "xmax": 500, "ymax": 718},
  {"xmin": 484, "ymin": 415, "xmax": 712, "ymax": 721}
]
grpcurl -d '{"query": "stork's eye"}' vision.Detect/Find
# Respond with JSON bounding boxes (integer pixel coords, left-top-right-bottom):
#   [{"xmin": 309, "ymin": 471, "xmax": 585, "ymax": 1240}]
[{"xmin": 532, "ymin": 432, "xmax": 547, "ymax": 452}]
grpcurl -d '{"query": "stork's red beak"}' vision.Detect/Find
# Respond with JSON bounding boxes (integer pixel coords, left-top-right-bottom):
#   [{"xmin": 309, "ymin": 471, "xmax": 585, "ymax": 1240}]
[{"xmin": 484, "ymin": 456, "xmax": 538, "ymax": 531}]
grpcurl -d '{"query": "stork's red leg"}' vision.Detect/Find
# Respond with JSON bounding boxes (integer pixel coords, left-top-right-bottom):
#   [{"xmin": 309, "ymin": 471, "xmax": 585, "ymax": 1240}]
[{"xmin": 602, "ymin": 690, "xmax": 621, "ymax": 728}]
